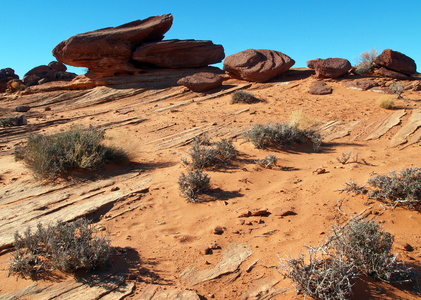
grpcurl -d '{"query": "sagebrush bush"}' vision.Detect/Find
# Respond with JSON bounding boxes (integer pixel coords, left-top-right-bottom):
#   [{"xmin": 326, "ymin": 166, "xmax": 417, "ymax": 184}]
[
  {"xmin": 389, "ymin": 82, "xmax": 404, "ymax": 97},
  {"xmin": 9, "ymin": 219, "xmax": 111, "ymax": 277},
  {"xmin": 182, "ymin": 138, "xmax": 237, "ymax": 169},
  {"xmin": 354, "ymin": 47, "xmax": 377, "ymax": 75},
  {"xmin": 15, "ymin": 126, "xmax": 127, "ymax": 179},
  {"xmin": 231, "ymin": 90, "xmax": 261, "ymax": 104},
  {"xmin": 178, "ymin": 169, "xmax": 210, "ymax": 202},
  {"xmin": 281, "ymin": 248, "xmax": 356, "ymax": 300},
  {"xmin": 376, "ymin": 95, "xmax": 395, "ymax": 109},
  {"xmin": 281, "ymin": 218, "xmax": 413, "ymax": 299},
  {"xmin": 244, "ymin": 122, "xmax": 321, "ymax": 151}
]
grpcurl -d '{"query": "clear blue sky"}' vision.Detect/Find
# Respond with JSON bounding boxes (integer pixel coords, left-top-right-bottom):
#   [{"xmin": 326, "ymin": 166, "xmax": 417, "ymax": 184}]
[{"xmin": 2, "ymin": 0, "xmax": 420, "ymax": 77}]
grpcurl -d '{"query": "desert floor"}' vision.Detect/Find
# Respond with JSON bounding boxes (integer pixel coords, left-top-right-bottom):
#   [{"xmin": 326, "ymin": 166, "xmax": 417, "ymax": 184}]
[{"xmin": 0, "ymin": 69, "xmax": 420, "ymax": 299}]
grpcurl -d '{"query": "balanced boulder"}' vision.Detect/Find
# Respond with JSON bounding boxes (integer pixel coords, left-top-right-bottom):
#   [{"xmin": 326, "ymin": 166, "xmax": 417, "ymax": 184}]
[
  {"xmin": 133, "ymin": 39, "xmax": 225, "ymax": 68},
  {"xmin": 312, "ymin": 58, "xmax": 352, "ymax": 78},
  {"xmin": 374, "ymin": 49, "xmax": 416, "ymax": 75},
  {"xmin": 177, "ymin": 72, "xmax": 223, "ymax": 92},
  {"xmin": 223, "ymin": 49, "xmax": 295, "ymax": 82},
  {"xmin": 23, "ymin": 62, "xmax": 76, "ymax": 86},
  {"xmin": 53, "ymin": 14, "xmax": 173, "ymax": 76}
]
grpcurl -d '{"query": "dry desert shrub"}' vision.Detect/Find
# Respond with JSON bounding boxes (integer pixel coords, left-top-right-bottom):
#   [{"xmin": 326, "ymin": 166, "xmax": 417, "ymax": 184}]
[
  {"xmin": 289, "ymin": 110, "xmax": 321, "ymax": 131},
  {"xmin": 9, "ymin": 219, "xmax": 111, "ymax": 278},
  {"xmin": 14, "ymin": 126, "xmax": 127, "ymax": 179},
  {"xmin": 244, "ymin": 122, "xmax": 321, "ymax": 151},
  {"xmin": 255, "ymin": 153, "xmax": 278, "ymax": 168},
  {"xmin": 182, "ymin": 138, "xmax": 237, "ymax": 169},
  {"xmin": 342, "ymin": 167, "xmax": 421, "ymax": 209},
  {"xmin": 389, "ymin": 82, "xmax": 404, "ymax": 98},
  {"xmin": 354, "ymin": 47, "xmax": 378, "ymax": 75},
  {"xmin": 231, "ymin": 90, "xmax": 261, "ymax": 104},
  {"xmin": 281, "ymin": 218, "xmax": 413, "ymax": 299},
  {"xmin": 178, "ymin": 169, "xmax": 210, "ymax": 202},
  {"xmin": 376, "ymin": 95, "xmax": 395, "ymax": 109}
]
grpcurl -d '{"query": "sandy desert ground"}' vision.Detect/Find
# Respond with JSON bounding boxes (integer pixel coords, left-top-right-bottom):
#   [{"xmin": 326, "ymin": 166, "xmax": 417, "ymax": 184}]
[{"xmin": 0, "ymin": 68, "xmax": 420, "ymax": 299}]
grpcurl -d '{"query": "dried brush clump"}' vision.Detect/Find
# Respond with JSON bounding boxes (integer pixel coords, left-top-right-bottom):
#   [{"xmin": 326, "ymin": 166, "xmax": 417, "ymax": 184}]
[
  {"xmin": 182, "ymin": 138, "xmax": 237, "ymax": 169},
  {"xmin": 281, "ymin": 218, "xmax": 413, "ymax": 299},
  {"xmin": 376, "ymin": 95, "xmax": 395, "ymax": 109},
  {"xmin": 255, "ymin": 153, "xmax": 278, "ymax": 168},
  {"xmin": 9, "ymin": 219, "xmax": 111, "ymax": 278},
  {"xmin": 354, "ymin": 47, "xmax": 378, "ymax": 75},
  {"xmin": 244, "ymin": 122, "xmax": 321, "ymax": 151},
  {"xmin": 178, "ymin": 169, "xmax": 210, "ymax": 202},
  {"xmin": 231, "ymin": 90, "xmax": 261, "ymax": 104},
  {"xmin": 280, "ymin": 247, "xmax": 356, "ymax": 300},
  {"xmin": 14, "ymin": 126, "xmax": 127, "ymax": 179},
  {"xmin": 328, "ymin": 218, "xmax": 413, "ymax": 283}
]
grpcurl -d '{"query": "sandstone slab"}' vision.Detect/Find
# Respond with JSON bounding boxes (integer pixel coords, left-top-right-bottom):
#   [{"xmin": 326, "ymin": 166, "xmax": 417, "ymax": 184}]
[
  {"xmin": 314, "ymin": 58, "xmax": 351, "ymax": 78},
  {"xmin": 223, "ymin": 49, "xmax": 295, "ymax": 82},
  {"xmin": 308, "ymin": 81, "xmax": 332, "ymax": 95},
  {"xmin": 133, "ymin": 39, "xmax": 224, "ymax": 68},
  {"xmin": 342, "ymin": 79, "xmax": 379, "ymax": 91}
]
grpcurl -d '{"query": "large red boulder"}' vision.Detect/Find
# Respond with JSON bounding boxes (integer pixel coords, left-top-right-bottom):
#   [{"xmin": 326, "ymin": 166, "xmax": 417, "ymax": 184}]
[
  {"xmin": 133, "ymin": 39, "xmax": 224, "ymax": 68},
  {"xmin": 377, "ymin": 67, "xmax": 410, "ymax": 80},
  {"xmin": 223, "ymin": 49, "xmax": 295, "ymax": 82},
  {"xmin": 313, "ymin": 58, "xmax": 352, "ymax": 78},
  {"xmin": 177, "ymin": 72, "xmax": 223, "ymax": 92},
  {"xmin": 374, "ymin": 49, "xmax": 416, "ymax": 75},
  {"xmin": 52, "ymin": 14, "xmax": 173, "ymax": 76}
]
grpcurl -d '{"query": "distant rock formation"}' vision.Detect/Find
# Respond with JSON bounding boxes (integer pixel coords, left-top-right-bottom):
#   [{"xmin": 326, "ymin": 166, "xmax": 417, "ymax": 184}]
[
  {"xmin": 23, "ymin": 62, "xmax": 77, "ymax": 87},
  {"xmin": 374, "ymin": 49, "xmax": 416, "ymax": 75},
  {"xmin": 223, "ymin": 49, "xmax": 295, "ymax": 82},
  {"xmin": 307, "ymin": 58, "xmax": 352, "ymax": 78},
  {"xmin": 0, "ymin": 68, "xmax": 19, "ymax": 92},
  {"xmin": 52, "ymin": 14, "xmax": 225, "ymax": 79},
  {"xmin": 177, "ymin": 72, "xmax": 223, "ymax": 92}
]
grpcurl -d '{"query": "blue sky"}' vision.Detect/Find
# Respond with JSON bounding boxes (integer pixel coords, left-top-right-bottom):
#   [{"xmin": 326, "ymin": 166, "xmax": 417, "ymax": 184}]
[{"xmin": 2, "ymin": 0, "xmax": 420, "ymax": 77}]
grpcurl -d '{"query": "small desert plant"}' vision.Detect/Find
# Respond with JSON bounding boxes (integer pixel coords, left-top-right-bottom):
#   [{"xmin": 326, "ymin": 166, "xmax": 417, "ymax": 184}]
[
  {"xmin": 354, "ymin": 47, "xmax": 378, "ymax": 75},
  {"xmin": 231, "ymin": 90, "xmax": 260, "ymax": 104},
  {"xmin": 182, "ymin": 138, "xmax": 237, "ymax": 168},
  {"xmin": 15, "ymin": 126, "xmax": 127, "ymax": 179},
  {"xmin": 389, "ymin": 82, "xmax": 404, "ymax": 98},
  {"xmin": 367, "ymin": 167, "xmax": 421, "ymax": 209},
  {"xmin": 214, "ymin": 138, "xmax": 237, "ymax": 163},
  {"xmin": 339, "ymin": 179, "xmax": 368, "ymax": 195},
  {"xmin": 244, "ymin": 122, "xmax": 322, "ymax": 151},
  {"xmin": 377, "ymin": 95, "xmax": 395, "ymax": 109},
  {"xmin": 255, "ymin": 153, "xmax": 278, "ymax": 168},
  {"xmin": 289, "ymin": 110, "xmax": 321, "ymax": 131},
  {"xmin": 328, "ymin": 218, "xmax": 413, "ymax": 282},
  {"xmin": 9, "ymin": 219, "xmax": 111, "ymax": 277},
  {"xmin": 178, "ymin": 169, "xmax": 210, "ymax": 202},
  {"xmin": 280, "ymin": 247, "xmax": 356, "ymax": 300}
]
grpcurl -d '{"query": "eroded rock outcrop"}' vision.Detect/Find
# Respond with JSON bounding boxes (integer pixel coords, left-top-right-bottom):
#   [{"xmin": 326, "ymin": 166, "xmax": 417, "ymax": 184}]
[
  {"xmin": 223, "ymin": 49, "xmax": 295, "ymax": 82},
  {"xmin": 374, "ymin": 49, "xmax": 416, "ymax": 75},
  {"xmin": 0, "ymin": 68, "xmax": 19, "ymax": 92},
  {"xmin": 23, "ymin": 62, "xmax": 77, "ymax": 86},
  {"xmin": 133, "ymin": 39, "xmax": 224, "ymax": 68},
  {"xmin": 308, "ymin": 81, "xmax": 332, "ymax": 95}
]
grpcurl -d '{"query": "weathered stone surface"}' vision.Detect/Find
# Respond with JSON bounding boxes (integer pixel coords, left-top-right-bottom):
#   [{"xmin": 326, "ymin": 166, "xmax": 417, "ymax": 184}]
[
  {"xmin": 307, "ymin": 58, "xmax": 322, "ymax": 69},
  {"xmin": 314, "ymin": 58, "xmax": 352, "ymax": 78},
  {"xmin": 223, "ymin": 49, "xmax": 295, "ymax": 82},
  {"xmin": 133, "ymin": 39, "xmax": 224, "ymax": 68},
  {"xmin": 48, "ymin": 61, "xmax": 67, "ymax": 72},
  {"xmin": 23, "ymin": 63, "xmax": 77, "ymax": 86},
  {"xmin": 240, "ymin": 276, "xmax": 286, "ymax": 300},
  {"xmin": 0, "ymin": 68, "xmax": 19, "ymax": 92},
  {"xmin": 177, "ymin": 72, "xmax": 223, "ymax": 92},
  {"xmin": 15, "ymin": 105, "xmax": 30, "ymax": 112},
  {"xmin": 342, "ymin": 79, "xmax": 379, "ymax": 91},
  {"xmin": 181, "ymin": 243, "xmax": 252, "ymax": 285},
  {"xmin": 389, "ymin": 109, "xmax": 421, "ymax": 147},
  {"xmin": 134, "ymin": 285, "xmax": 200, "ymax": 300},
  {"xmin": 273, "ymin": 207, "xmax": 297, "ymax": 217},
  {"xmin": 365, "ymin": 110, "xmax": 406, "ymax": 141},
  {"xmin": 308, "ymin": 81, "xmax": 332, "ymax": 95},
  {"xmin": 377, "ymin": 67, "xmax": 410, "ymax": 80},
  {"xmin": 374, "ymin": 49, "xmax": 416, "ymax": 75},
  {"xmin": 53, "ymin": 14, "xmax": 173, "ymax": 76}
]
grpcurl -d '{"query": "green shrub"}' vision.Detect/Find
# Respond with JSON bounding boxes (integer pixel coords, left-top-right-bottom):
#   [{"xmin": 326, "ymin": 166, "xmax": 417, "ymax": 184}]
[
  {"xmin": 15, "ymin": 126, "xmax": 127, "ymax": 179},
  {"xmin": 9, "ymin": 219, "xmax": 111, "ymax": 277},
  {"xmin": 244, "ymin": 122, "xmax": 321, "ymax": 151},
  {"xmin": 178, "ymin": 169, "xmax": 210, "ymax": 202},
  {"xmin": 231, "ymin": 90, "xmax": 261, "ymax": 104}
]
